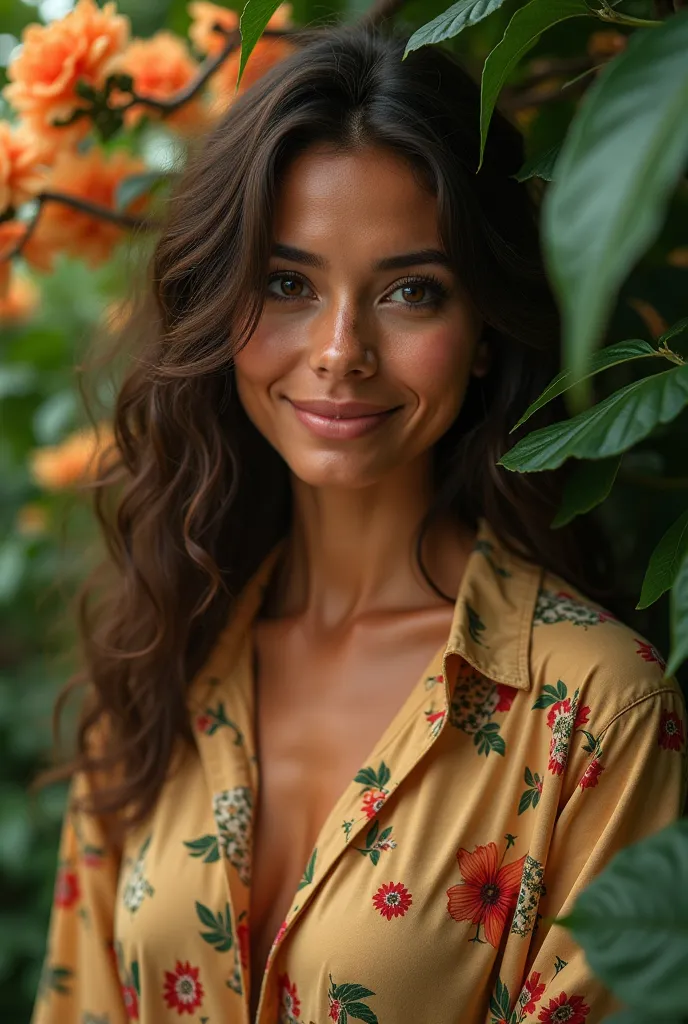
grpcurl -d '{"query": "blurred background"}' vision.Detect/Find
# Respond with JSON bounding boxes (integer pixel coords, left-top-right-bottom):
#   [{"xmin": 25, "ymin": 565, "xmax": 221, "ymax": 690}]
[{"xmin": 0, "ymin": 0, "xmax": 686, "ymax": 1019}]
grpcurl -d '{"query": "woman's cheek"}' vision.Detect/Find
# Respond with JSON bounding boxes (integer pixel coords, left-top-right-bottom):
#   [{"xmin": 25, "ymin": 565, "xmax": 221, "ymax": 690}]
[{"xmin": 397, "ymin": 325, "xmax": 474, "ymax": 405}]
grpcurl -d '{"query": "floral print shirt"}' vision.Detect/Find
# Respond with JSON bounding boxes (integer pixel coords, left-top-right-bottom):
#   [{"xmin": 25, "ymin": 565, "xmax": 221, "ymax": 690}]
[{"xmin": 31, "ymin": 518, "xmax": 687, "ymax": 1024}]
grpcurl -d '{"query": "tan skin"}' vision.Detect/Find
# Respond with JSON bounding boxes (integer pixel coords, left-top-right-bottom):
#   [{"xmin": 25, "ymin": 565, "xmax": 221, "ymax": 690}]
[{"xmin": 233, "ymin": 142, "xmax": 491, "ymax": 1020}]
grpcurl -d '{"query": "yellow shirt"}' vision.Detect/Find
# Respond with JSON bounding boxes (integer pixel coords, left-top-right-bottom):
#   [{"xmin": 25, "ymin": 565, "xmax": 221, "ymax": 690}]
[{"xmin": 32, "ymin": 518, "xmax": 687, "ymax": 1024}]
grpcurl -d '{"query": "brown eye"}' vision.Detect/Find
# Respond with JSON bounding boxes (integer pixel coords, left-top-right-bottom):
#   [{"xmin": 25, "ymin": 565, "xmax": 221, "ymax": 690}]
[
  {"xmin": 279, "ymin": 277, "xmax": 303, "ymax": 297},
  {"xmin": 267, "ymin": 273, "xmax": 313, "ymax": 301},
  {"xmin": 400, "ymin": 283, "xmax": 426, "ymax": 304}
]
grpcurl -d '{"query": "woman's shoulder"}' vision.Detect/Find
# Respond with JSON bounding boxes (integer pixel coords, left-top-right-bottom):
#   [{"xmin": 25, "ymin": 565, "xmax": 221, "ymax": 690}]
[{"xmin": 528, "ymin": 567, "xmax": 683, "ymax": 730}]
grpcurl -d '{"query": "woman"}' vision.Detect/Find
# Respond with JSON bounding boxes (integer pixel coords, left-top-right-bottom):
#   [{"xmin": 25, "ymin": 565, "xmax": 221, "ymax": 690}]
[{"xmin": 32, "ymin": 21, "xmax": 686, "ymax": 1024}]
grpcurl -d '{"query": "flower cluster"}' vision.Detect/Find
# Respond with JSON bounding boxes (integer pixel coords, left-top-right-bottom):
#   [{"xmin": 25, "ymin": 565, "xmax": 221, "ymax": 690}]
[{"xmin": 0, "ymin": 0, "xmax": 293, "ymax": 313}]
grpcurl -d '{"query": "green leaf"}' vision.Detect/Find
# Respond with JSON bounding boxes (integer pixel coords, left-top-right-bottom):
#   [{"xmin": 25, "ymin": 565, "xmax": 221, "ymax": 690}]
[
  {"xmin": 638, "ymin": 510, "xmax": 688, "ymax": 609},
  {"xmin": 559, "ymin": 819, "xmax": 688, "ymax": 1015},
  {"xmin": 511, "ymin": 339, "xmax": 657, "ymax": 432},
  {"xmin": 479, "ymin": 0, "xmax": 590, "ymax": 169},
  {"xmin": 114, "ymin": 171, "xmax": 167, "ymax": 212},
  {"xmin": 659, "ymin": 316, "xmax": 688, "ymax": 346},
  {"xmin": 334, "ymin": 984, "xmax": 375, "ymax": 1004},
  {"xmin": 500, "ymin": 364, "xmax": 688, "ymax": 473},
  {"xmin": 514, "ymin": 142, "xmax": 562, "ymax": 182},
  {"xmin": 666, "ymin": 551, "xmax": 688, "ymax": 677},
  {"xmin": 524, "ymin": 766, "xmax": 534, "ymax": 787},
  {"xmin": 346, "ymin": 1002, "xmax": 378, "ymax": 1024},
  {"xmin": 551, "ymin": 455, "xmax": 622, "ymax": 528},
  {"xmin": 365, "ymin": 821, "xmax": 379, "ymax": 848},
  {"xmin": 184, "ymin": 834, "xmax": 220, "ymax": 863},
  {"xmin": 297, "ymin": 847, "xmax": 317, "ymax": 890},
  {"xmin": 475, "ymin": 725, "xmax": 505, "ymax": 756},
  {"xmin": 377, "ymin": 762, "xmax": 391, "ymax": 789},
  {"xmin": 369, "ymin": 849, "xmax": 380, "ymax": 866},
  {"xmin": 195, "ymin": 901, "xmax": 219, "ymax": 930},
  {"xmin": 378, "ymin": 827, "xmax": 393, "ymax": 843},
  {"xmin": 542, "ymin": 9, "xmax": 688, "ymax": 383},
  {"xmin": 131, "ymin": 960, "xmax": 140, "ymax": 996},
  {"xmin": 353, "ymin": 767, "xmax": 379, "ymax": 788},
  {"xmin": 403, "ymin": 0, "xmax": 509, "ymax": 57},
  {"xmin": 238, "ymin": 0, "xmax": 282, "ymax": 89}
]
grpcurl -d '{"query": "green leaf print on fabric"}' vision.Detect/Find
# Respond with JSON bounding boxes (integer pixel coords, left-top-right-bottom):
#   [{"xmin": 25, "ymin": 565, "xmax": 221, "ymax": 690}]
[
  {"xmin": 38, "ymin": 963, "xmax": 73, "ymax": 999},
  {"xmin": 183, "ymin": 833, "xmax": 221, "ymax": 863},
  {"xmin": 354, "ymin": 761, "xmax": 392, "ymax": 819},
  {"xmin": 518, "ymin": 767, "xmax": 543, "ymax": 814},
  {"xmin": 533, "ymin": 587, "xmax": 614, "ymax": 628},
  {"xmin": 121, "ymin": 835, "xmax": 155, "ymax": 914},
  {"xmin": 474, "ymin": 538, "xmax": 512, "ymax": 578},
  {"xmin": 327, "ymin": 976, "xmax": 378, "ymax": 1024},
  {"xmin": 353, "ymin": 820, "xmax": 397, "ymax": 865},
  {"xmin": 448, "ymin": 663, "xmax": 509, "ymax": 758},
  {"xmin": 212, "ymin": 787, "xmax": 253, "ymax": 885},
  {"xmin": 531, "ymin": 681, "xmax": 597, "ymax": 776},
  {"xmin": 489, "ymin": 976, "xmax": 517, "ymax": 1024},
  {"xmin": 297, "ymin": 847, "xmax": 317, "ymax": 891},
  {"xmin": 466, "ymin": 603, "xmax": 488, "ymax": 646},
  {"xmin": 196, "ymin": 901, "xmax": 233, "ymax": 953},
  {"xmin": 81, "ymin": 1014, "xmax": 110, "ymax": 1024},
  {"xmin": 195, "ymin": 701, "xmax": 243, "ymax": 744}
]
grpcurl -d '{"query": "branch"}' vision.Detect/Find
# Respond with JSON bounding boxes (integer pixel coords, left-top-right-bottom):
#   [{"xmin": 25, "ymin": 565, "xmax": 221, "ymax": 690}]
[{"xmin": 1, "ymin": 192, "xmax": 155, "ymax": 261}]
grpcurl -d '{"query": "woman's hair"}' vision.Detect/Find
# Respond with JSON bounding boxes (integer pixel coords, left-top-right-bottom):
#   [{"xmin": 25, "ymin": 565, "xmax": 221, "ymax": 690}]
[{"xmin": 39, "ymin": 21, "xmax": 613, "ymax": 827}]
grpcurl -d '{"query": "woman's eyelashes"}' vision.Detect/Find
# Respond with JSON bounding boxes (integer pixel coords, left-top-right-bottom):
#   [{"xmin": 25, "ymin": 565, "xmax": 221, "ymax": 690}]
[{"xmin": 266, "ymin": 270, "xmax": 451, "ymax": 311}]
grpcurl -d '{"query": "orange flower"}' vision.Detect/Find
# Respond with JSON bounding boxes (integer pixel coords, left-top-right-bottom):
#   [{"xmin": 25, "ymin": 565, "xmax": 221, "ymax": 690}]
[
  {"xmin": 446, "ymin": 841, "xmax": 526, "ymax": 947},
  {"xmin": 105, "ymin": 31, "xmax": 209, "ymax": 135},
  {"xmin": 0, "ymin": 268, "xmax": 40, "ymax": 323},
  {"xmin": 29, "ymin": 422, "xmax": 118, "ymax": 491},
  {"xmin": 0, "ymin": 220, "xmax": 29, "ymax": 299},
  {"xmin": 587, "ymin": 30, "xmax": 627, "ymax": 59},
  {"xmin": 15, "ymin": 502, "xmax": 49, "ymax": 538},
  {"xmin": 3, "ymin": 0, "xmax": 130, "ymax": 158},
  {"xmin": 188, "ymin": 2, "xmax": 294, "ymax": 118},
  {"xmin": 0, "ymin": 121, "xmax": 48, "ymax": 215},
  {"xmin": 21, "ymin": 147, "xmax": 146, "ymax": 273}
]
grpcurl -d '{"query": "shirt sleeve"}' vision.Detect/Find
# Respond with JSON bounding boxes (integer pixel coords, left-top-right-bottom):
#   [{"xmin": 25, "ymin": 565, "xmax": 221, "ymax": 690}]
[
  {"xmin": 31, "ymin": 760, "xmax": 129, "ymax": 1024},
  {"xmin": 513, "ymin": 686, "xmax": 687, "ymax": 1024}
]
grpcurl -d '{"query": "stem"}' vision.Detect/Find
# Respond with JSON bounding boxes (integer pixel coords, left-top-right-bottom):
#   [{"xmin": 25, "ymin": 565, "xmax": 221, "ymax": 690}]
[{"xmin": 595, "ymin": 7, "xmax": 664, "ymax": 26}]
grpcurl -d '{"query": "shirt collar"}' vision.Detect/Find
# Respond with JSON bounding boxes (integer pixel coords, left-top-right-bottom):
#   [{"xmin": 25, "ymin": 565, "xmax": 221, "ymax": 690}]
[{"xmin": 203, "ymin": 516, "xmax": 541, "ymax": 699}]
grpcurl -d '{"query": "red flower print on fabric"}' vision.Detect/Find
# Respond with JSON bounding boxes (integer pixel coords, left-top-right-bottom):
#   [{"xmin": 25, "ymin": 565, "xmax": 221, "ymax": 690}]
[
  {"xmin": 361, "ymin": 789, "xmax": 388, "ymax": 819},
  {"xmin": 579, "ymin": 758, "xmax": 605, "ymax": 790},
  {"xmin": 446, "ymin": 838, "xmax": 526, "ymax": 947},
  {"xmin": 329, "ymin": 999, "xmax": 342, "ymax": 1022},
  {"xmin": 122, "ymin": 985, "xmax": 139, "ymax": 1020},
  {"xmin": 538, "ymin": 991, "xmax": 590, "ymax": 1023},
  {"xmin": 162, "ymin": 961, "xmax": 204, "ymax": 1015},
  {"xmin": 372, "ymin": 881, "xmax": 412, "ymax": 920},
  {"xmin": 277, "ymin": 972, "xmax": 301, "ymax": 1022},
  {"xmin": 494, "ymin": 684, "xmax": 516, "ymax": 713},
  {"xmin": 635, "ymin": 638, "xmax": 666, "ymax": 670},
  {"xmin": 522, "ymin": 971, "xmax": 545, "ymax": 1015},
  {"xmin": 659, "ymin": 709, "xmax": 685, "ymax": 751},
  {"xmin": 54, "ymin": 867, "xmax": 80, "ymax": 909},
  {"xmin": 546, "ymin": 699, "xmax": 589, "ymax": 731}
]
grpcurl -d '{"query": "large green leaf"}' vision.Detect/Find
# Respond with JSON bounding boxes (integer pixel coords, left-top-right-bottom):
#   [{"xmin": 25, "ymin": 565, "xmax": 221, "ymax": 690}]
[
  {"xmin": 514, "ymin": 142, "xmax": 562, "ymax": 183},
  {"xmin": 479, "ymin": 0, "xmax": 590, "ymax": 169},
  {"xmin": 637, "ymin": 509, "xmax": 688, "ymax": 610},
  {"xmin": 511, "ymin": 339, "xmax": 657, "ymax": 432},
  {"xmin": 659, "ymin": 316, "xmax": 688, "ymax": 346},
  {"xmin": 238, "ymin": 0, "xmax": 282, "ymax": 88},
  {"xmin": 551, "ymin": 455, "xmax": 621, "ymax": 528},
  {"xmin": 542, "ymin": 10, "xmax": 688, "ymax": 382},
  {"xmin": 500, "ymin": 363, "xmax": 688, "ymax": 473},
  {"xmin": 667, "ymin": 550, "xmax": 688, "ymax": 676},
  {"xmin": 403, "ymin": 0, "xmax": 509, "ymax": 57},
  {"xmin": 559, "ymin": 819, "xmax": 688, "ymax": 1016}
]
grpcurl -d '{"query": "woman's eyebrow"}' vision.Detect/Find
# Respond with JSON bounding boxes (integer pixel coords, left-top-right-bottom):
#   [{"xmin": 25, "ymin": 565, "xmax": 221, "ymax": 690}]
[{"xmin": 270, "ymin": 243, "xmax": 452, "ymax": 272}]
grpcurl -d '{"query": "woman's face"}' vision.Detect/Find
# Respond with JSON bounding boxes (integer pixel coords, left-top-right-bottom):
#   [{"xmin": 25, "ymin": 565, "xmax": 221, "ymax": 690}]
[{"xmin": 233, "ymin": 143, "xmax": 489, "ymax": 490}]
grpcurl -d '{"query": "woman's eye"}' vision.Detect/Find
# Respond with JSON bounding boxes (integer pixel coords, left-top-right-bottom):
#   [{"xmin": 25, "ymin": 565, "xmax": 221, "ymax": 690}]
[
  {"xmin": 267, "ymin": 274, "xmax": 313, "ymax": 301},
  {"xmin": 386, "ymin": 278, "xmax": 448, "ymax": 309}
]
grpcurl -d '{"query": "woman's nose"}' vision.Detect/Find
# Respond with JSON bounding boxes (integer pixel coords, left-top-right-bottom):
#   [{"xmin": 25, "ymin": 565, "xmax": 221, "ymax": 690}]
[{"xmin": 308, "ymin": 304, "xmax": 378, "ymax": 380}]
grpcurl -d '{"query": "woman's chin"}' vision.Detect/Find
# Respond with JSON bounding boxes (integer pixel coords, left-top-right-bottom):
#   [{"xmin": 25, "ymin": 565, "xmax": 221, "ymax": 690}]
[{"xmin": 284, "ymin": 451, "xmax": 398, "ymax": 491}]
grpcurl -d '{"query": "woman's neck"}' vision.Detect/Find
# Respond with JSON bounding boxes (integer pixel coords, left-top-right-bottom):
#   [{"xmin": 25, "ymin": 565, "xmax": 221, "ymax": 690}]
[{"xmin": 265, "ymin": 455, "xmax": 475, "ymax": 627}]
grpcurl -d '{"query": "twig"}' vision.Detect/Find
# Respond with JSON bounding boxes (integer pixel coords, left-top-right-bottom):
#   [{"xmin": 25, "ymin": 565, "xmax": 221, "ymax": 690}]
[
  {"xmin": 1, "ymin": 192, "xmax": 155, "ymax": 261},
  {"xmin": 501, "ymin": 73, "xmax": 590, "ymax": 112}
]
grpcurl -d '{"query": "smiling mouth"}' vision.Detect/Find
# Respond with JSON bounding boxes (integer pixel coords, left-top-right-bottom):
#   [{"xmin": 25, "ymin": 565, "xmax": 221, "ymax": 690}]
[{"xmin": 287, "ymin": 399, "xmax": 401, "ymax": 440}]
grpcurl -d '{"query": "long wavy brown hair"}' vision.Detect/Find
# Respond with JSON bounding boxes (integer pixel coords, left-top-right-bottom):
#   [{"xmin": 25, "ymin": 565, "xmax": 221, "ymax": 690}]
[{"xmin": 38, "ymin": 21, "xmax": 614, "ymax": 830}]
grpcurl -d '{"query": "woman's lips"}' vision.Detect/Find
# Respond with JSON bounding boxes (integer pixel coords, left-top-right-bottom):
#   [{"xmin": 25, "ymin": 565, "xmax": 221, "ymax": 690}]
[{"xmin": 288, "ymin": 399, "xmax": 400, "ymax": 440}]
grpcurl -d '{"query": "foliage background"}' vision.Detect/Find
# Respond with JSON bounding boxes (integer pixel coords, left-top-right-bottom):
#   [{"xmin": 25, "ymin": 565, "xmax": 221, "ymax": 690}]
[{"xmin": 0, "ymin": 0, "xmax": 686, "ymax": 1020}]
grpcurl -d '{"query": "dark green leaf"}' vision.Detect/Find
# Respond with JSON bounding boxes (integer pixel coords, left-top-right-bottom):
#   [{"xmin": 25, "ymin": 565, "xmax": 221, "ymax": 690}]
[
  {"xmin": 353, "ymin": 768, "xmax": 378, "ymax": 788},
  {"xmin": 511, "ymin": 339, "xmax": 656, "ymax": 432},
  {"xmin": 500, "ymin": 364, "xmax": 688, "ymax": 473},
  {"xmin": 552, "ymin": 455, "xmax": 622, "ymax": 528},
  {"xmin": 524, "ymin": 766, "xmax": 534, "ymax": 787},
  {"xmin": 542, "ymin": 10, "xmax": 688, "ymax": 382},
  {"xmin": 238, "ymin": 0, "xmax": 282, "ymax": 89},
  {"xmin": 638, "ymin": 510, "xmax": 688, "ymax": 609},
  {"xmin": 518, "ymin": 789, "xmax": 535, "ymax": 815},
  {"xmin": 378, "ymin": 827, "xmax": 393, "ymax": 843},
  {"xmin": 297, "ymin": 847, "xmax": 317, "ymax": 889},
  {"xmin": 346, "ymin": 1002, "xmax": 378, "ymax": 1024},
  {"xmin": 131, "ymin": 960, "xmax": 140, "ymax": 996},
  {"xmin": 404, "ymin": 0, "xmax": 509, "ymax": 57},
  {"xmin": 378, "ymin": 762, "xmax": 391, "ymax": 789},
  {"xmin": 559, "ymin": 820, "xmax": 688, "ymax": 1015},
  {"xmin": 514, "ymin": 142, "xmax": 562, "ymax": 182},
  {"xmin": 195, "ymin": 901, "xmax": 219, "ymax": 930},
  {"xmin": 335, "ymin": 984, "xmax": 376, "ymax": 1004},
  {"xmin": 659, "ymin": 317, "xmax": 688, "ymax": 346},
  {"xmin": 667, "ymin": 551, "xmax": 688, "ymax": 677},
  {"xmin": 370, "ymin": 849, "xmax": 380, "ymax": 866},
  {"xmin": 114, "ymin": 171, "xmax": 168, "ymax": 212},
  {"xmin": 479, "ymin": 0, "xmax": 590, "ymax": 168}
]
